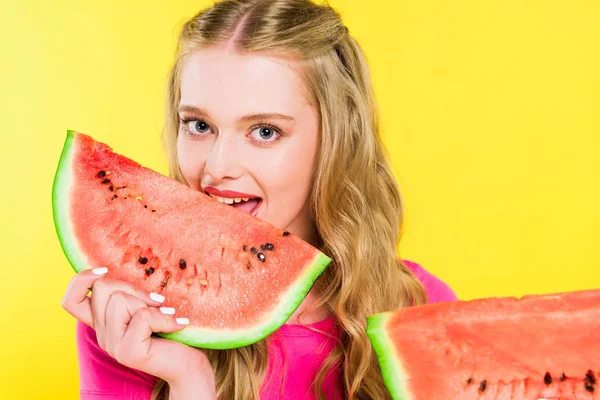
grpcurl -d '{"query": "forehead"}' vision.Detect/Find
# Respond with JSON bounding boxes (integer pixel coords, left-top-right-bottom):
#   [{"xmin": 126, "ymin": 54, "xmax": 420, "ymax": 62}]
[{"xmin": 179, "ymin": 47, "xmax": 310, "ymax": 115}]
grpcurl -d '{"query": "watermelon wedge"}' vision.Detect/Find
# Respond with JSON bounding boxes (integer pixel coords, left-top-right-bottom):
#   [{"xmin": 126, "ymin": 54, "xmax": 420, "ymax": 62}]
[
  {"xmin": 52, "ymin": 131, "xmax": 331, "ymax": 349},
  {"xmin": 366, "ymin": 289, "xmax": 600, "ymax": 400}
]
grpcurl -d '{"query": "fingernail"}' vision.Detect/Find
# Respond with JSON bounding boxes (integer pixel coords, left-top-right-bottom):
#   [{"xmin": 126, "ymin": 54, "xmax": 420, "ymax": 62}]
[
  {"xmin": 92, "ymin": 267, "xmax": 108, "ymax": 275},
  {"xmin": 176, "ymin": 317, "xmax": 190, "ymax": 325},
  {"xmin": 150, "ymin": 292, "xmax": 165, "ymax": 303},
  {"xmin": 159, "ymin": 307, "xmax": 176, "ymax": 315}
]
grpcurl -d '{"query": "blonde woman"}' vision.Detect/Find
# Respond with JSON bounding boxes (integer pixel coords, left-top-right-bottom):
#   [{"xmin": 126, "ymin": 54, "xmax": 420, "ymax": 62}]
[{"xmin": 62, "ymin": 0, "xmax": 456, "ymax": 398}]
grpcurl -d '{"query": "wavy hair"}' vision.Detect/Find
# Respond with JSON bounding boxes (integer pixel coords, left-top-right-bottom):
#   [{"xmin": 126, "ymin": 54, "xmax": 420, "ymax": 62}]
[{"xmin": 154, "ymin": 1, "xmax": 427, "ymax": 398}]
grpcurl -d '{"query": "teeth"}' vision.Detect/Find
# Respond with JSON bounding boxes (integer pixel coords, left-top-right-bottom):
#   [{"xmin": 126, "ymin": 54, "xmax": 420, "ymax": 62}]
[
  {"xmin": 209, "ymin": 193, "xmax": 253, "ymax": 204},
  {"xmin": 214, "ymin": 196, "xmax": 234, "ymax": 204}
]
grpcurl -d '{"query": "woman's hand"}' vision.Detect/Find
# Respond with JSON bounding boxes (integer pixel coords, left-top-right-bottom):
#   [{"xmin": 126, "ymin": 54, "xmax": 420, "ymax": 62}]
[{"xmin": 62, "ymin": 267, "xmax": 217, "ymax": 397}]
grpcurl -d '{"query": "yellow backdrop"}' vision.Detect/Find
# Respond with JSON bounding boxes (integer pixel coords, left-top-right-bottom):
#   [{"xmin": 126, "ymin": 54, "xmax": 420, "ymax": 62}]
[{"xmin": 1, "ymin": 0, "xmax": 598, "ymax": 398}]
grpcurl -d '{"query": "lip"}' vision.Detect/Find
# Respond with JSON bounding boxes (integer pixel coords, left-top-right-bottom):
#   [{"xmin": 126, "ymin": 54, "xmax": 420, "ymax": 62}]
[
  {"xmin": 202, "ymin": 186, "xmax": 263, "ymax": 217},
  {"xmin": 251, "ymin": 199, "xmax": 263, "ymax": 217},
  {"xmin": 203, "ymin": 186, "xmax": 261, "ymax": 199}
]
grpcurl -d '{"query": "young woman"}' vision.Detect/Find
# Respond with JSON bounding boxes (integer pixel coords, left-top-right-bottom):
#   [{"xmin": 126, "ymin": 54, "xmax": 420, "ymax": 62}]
[{"xmin": 62, "ymin": 0, "xmax": 456, "ymax": 399}]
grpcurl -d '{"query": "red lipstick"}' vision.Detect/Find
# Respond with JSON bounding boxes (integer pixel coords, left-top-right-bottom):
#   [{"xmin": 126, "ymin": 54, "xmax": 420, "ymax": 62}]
[{"xmin": 203, "ymin": 186, "xmax": 261, "ymax": 199}]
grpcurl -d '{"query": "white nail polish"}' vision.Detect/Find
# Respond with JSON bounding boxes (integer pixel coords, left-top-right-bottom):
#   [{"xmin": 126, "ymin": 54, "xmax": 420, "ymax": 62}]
[
  {"xmin": 176, "ymin": 317, "xmax": 190, "ymax": 325},
  {"xmin": 150, "ymin": 292, "xmax": 165, "ymax": 303},
  {"xmin": 160, "ymin": 307, "xmax": 176, "ymax": 315},
  {"xmin": 92, "ymin": 267, "xmax": 108, "ymax": 275}
]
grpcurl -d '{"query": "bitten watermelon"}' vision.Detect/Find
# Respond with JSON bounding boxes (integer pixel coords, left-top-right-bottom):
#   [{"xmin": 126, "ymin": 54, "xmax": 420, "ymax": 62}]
[
  {"xmin": 52, "ymin": 131, "xmax": 331, "ymax": 349},
  {"xmin": 366, "ymin": 289, "xmax": 600, "ymax": 400}
]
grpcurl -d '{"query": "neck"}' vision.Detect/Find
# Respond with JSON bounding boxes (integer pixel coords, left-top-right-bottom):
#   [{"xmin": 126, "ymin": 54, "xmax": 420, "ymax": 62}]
[{"xmin": 286, "ymin": 289, "xmax": 331, "ymax": 325}]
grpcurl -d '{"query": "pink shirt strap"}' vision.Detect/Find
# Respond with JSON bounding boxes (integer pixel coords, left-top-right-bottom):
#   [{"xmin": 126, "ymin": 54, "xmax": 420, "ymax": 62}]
[{"xmin": 403, "ymin": 259, "xmax": 458, "ymax": 303}]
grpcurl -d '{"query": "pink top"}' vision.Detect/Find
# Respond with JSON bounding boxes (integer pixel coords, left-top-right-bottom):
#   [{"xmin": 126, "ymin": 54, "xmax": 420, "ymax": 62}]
[{"xmin": 76, "ymin": 260, "xmax": 457, "ymax": 399}]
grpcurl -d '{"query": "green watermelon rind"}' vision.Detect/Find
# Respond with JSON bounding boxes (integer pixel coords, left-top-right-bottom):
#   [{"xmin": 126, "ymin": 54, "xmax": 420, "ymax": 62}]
[
  {"xmin": 53, "ymin": 130, "xmax": 90, "ymax": 272},
  {"xmin": 366, "ymin": 312, "xmax": 412, "ymax": 400},
  {"xmin": 52, "ymin": 130, "xmax": 332, "ymax": 349},
  {"xmin": 159, "ymin": 251, "xmax": 331, "ymax": 349}
]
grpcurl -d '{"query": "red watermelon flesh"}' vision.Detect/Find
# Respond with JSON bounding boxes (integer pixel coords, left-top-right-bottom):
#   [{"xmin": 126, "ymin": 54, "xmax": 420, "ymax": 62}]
[
  {"xmin": 52, "ymin": 131, "xmax": 331, "ymax": 349},
  {"xmin": 366, "ymin": 289, "xmax": 600, "ymax": 400}
]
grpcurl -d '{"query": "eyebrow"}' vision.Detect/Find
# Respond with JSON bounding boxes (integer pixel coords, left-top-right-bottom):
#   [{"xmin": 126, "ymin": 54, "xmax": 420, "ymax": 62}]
[{"xmin": 177, "ymin": 105, "xmax": 295, "ymax": 123}]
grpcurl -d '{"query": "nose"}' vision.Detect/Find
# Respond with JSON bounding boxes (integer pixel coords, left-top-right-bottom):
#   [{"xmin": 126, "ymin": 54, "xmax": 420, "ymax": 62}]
[{"xmin": 203, "ymin": 133, "xmax": 243, "ymax": 182}]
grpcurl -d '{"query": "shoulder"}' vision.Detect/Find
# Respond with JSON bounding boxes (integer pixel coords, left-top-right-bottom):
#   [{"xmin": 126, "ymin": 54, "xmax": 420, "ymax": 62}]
[{"xmin": 401, "ymin": 259, "xmax": 458, "ymax": 303}]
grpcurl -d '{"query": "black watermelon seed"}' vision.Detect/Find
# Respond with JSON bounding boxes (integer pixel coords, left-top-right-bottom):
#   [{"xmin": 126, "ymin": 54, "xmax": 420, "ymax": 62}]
[
  {"xmin": 179, "ymin": 259, "xmax": 187, "ymax": 270},
  {"xmin": 138, "ymin": 257, "xmax": 148, "ymax": 264},
  {"xmin": 144, "ymin": 267, "xmax": 155, "ymax": 275},
  {"xmin": 466, "ymin": 378, "xmax": 473, "ymax": 384},
  {"xmin": 161, "ymin": 275, "xmax": 171, "ymax": 288},
  {"xmin": 560, "ymin": 373, "xmax": 566, "ymax": 381},
  {"xmin": 544, "ymin": 372, "xmax": 552, "ymax": 385},
  {"xmin": 243, "ymin": 245, "xmax": 247, "ymax": 251},
  {"xmin": 264, "ymin": 243, "xmax": 275, "ymax": 251},
  {"xmin": 478, "ymin": 380, "xmax": 487, "ymax": 393},
  {"xmin": 101, "ymin": 179, "xmax": 111, "ymax": 184},
  {"xmin": 586, "ymin": 370, "xmax": 596, "ymax": 385},
  {"xmin": 144, "ymin": 205, "xmax": 148, "ymax": 208},
  {"xmin": 250, "ymin": 247, "xmax": 257, "ymax": 255},
  {"xmin": 111, "ymin": 195, "xmax": 118, "ymax": 200},
  {"xmin": 283, "ymin": 231, "xmax": 290, "ymax": 236},
  {"xmin": 109, "ymin": 185, "xmax": 114, "ymax": 191},
  {"xmin": 257, "ymin": 253, "xmax": 266, "ymax": 262},
  {"xmin": 97, "ymin": 170, "xmax": 106, "ymax": 178},
  {"xmin": 152, "ymin": 209, "xmax": 156, "ymax": 212},
  {"xmin": 585, "ymin": 383, "xmax": 595, "ymax": 393}
]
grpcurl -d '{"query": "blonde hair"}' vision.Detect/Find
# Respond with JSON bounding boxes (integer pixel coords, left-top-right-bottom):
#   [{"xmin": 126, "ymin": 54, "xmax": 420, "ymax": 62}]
[{"xmin": 155, "ymin": 0, "xmax": 427, "ymax": 398}]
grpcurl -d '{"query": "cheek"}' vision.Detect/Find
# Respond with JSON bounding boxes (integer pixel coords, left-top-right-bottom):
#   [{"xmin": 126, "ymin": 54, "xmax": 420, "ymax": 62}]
[
  {"xmin": 177, "ymin": 136, "xmax": 205, "ymax": 190},
  {"xmin": 262, "ymin": 138, "xmax": 317, "ymax": 206}
]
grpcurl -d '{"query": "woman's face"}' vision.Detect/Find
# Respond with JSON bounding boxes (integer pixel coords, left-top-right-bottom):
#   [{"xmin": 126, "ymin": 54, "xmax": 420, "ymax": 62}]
[{"xmin": 177, "ymin": 46, "xmax": 320, "ymax": 244}]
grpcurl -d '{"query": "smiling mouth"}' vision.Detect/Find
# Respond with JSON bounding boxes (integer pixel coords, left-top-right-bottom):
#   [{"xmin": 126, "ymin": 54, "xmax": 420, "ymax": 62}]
[{"xmin": 205, "ymin": 192, "xmax": 262, "ymax": 216}]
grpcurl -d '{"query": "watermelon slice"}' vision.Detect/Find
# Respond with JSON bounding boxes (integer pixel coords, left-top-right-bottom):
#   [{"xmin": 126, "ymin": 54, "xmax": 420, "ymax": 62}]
[
  {"xmin": 366, "ymin": 289, "xmax": 600, "ymax": 400},
  {"xmin": 52, "ymin": 131, "xmax": 331, "ymax": 349}
]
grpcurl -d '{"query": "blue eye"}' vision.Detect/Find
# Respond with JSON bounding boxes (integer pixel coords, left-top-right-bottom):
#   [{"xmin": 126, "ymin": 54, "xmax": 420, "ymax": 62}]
[
  {"xmin": 249, "ymin": 124, "xmax": 282, "ymax": 145},
  {"xmin": 186, "ymin": 119, "xmax": 210, "ymax": 135},
  {"xmin": 250, "ymin": 121, "xmax": 283, "ymax": 146},
  {"xmin": 193, "ymin": 120, "xmax": 210, "ymax": 133}
]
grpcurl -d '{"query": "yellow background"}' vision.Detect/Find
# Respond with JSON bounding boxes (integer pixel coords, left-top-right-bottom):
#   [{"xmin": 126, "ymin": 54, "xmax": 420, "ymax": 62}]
[{"xmin": 1, "ymin": 0, "xmax": 598, "ymax": 398}]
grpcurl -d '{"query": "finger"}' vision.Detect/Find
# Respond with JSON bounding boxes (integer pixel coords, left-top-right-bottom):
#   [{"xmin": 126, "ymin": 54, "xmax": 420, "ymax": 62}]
[
  {"xmin": 91, "ymin": 278, "xmax": 167, "ymax": 347},
  {"xmin": 104, "ymin": 291, "xmax": 147, "ymax": 358},
  {"xmin": 126, "ymin": 306, "xmax": 187, "ymax": 340},
  {"xmin": 61, "ymin": 267, "xmax": 109, "ymax": 327},
  {"xmin": 115, "ymin": 307, "xmax": 188, "ymax": 372}
]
